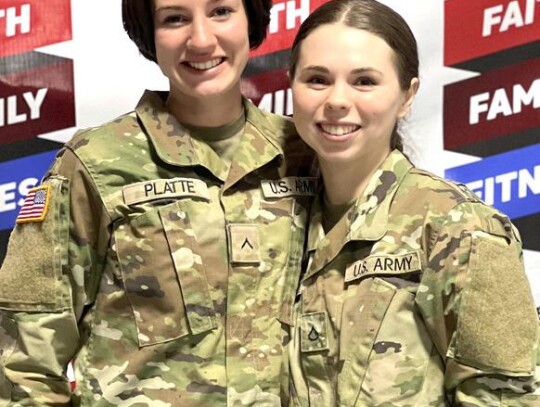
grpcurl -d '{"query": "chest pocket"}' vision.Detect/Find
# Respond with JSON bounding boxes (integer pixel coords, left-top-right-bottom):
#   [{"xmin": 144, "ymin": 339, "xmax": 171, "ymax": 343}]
[
  {"xmin": 339, "ymin": 252, "xmax": 434, "ymax": 407},
  {"xmin": 297, "ymin": 249, "xmax": 428, "ymax": 406},
  {"xmin": 337, "ymin": 278, "xmax": 398, "ymax": 406},
  {"xmin": 297, "ymin": 277, "xmax": 398, "ymax": 407},
  {"xmin": 115, "ymin": 200, "xmax": 217, "ymax": 347}
]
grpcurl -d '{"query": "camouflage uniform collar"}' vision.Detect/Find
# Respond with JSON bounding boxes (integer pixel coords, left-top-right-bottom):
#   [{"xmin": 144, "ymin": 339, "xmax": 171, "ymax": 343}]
[
  {"xmin": 347, "ymin": 150, "xmax": 413, "ymax": 240},
  {"xmin": 135, "ymin": 90, "xmax": 283, "ymax": 184},
  {"xmin": 223, "ymin": 97, "xmax": 283, "ymax": 190},
  {"xmin": 303, "ymin": 150, "xmax": 413, "ymax": 281}
]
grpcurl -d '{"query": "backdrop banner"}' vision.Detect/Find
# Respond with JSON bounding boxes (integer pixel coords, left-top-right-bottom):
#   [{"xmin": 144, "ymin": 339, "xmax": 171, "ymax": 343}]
[{"xmin": 0, "ymin": 0, "xmax": 538, "ymax": 305}]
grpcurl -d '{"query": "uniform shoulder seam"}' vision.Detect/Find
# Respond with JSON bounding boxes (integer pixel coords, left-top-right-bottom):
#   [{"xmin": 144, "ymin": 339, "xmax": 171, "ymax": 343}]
[
  {"xmin": 66, "ymin": 111, "xmax": 137, "ymax": 146},
  {"xmin": 410, "ymin": 168, "xmax": 480, "ymax": 204}
]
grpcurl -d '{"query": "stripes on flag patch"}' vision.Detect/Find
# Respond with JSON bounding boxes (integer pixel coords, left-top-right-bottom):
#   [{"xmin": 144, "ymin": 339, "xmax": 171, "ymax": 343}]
[{"xmin": 16, "ymin": 185, "xmax": 51, "ymax": 224}]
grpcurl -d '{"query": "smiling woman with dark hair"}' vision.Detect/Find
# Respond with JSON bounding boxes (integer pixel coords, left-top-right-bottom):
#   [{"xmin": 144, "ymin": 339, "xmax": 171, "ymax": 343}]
[{"xmin": 0, "ymin": 1, "xmax": 317, "ymax": 405}]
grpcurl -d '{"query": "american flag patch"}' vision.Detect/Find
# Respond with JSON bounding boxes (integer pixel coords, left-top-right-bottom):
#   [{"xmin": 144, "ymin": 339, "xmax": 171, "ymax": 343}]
[{"xmin": 16, "ymin": 185, "xmax": 51, "ymax": 224}]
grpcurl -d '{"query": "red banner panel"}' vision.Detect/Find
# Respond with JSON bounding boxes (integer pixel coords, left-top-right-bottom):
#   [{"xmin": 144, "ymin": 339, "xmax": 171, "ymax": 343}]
[
  {"xmin": 242, "ymin": 67, "xmax": 292, "ymax": 116},
  {"xmin": 250, "ymin": 0, "xmax": 329, "ymax": 58},
  {"xmin": 443, "ymin": 58, "xmax": 539, "ymax": 157},
  {"xmin": 0, "ymin": 52, "xmax": 75, "ymax": 144},
  {"xmin": 444, "ymin": 0, "xmax": 540, "ymax": 71},
  {"xmin": 0, "ymin": 0, "xmax": 72, "ymax": 58}
]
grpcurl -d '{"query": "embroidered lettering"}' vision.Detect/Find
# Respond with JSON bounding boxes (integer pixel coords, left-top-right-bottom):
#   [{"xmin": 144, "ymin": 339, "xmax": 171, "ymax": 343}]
[
  {"xmin": 268, "ymin": 180, "xmax": 291, "ymax": 195},
  {"xmin": 345, "ymin": 251, "xmax": 423, "ymax": 283},
  {"xmin": 261, "ymin": 177, "xmax": 317, "ymax": 198},
  {"xmin": 350, "ymin": 261, "xmax": 369, "ymax": 278},
  {"xmin": 143, "ymin": 179, "xmax": 197, "ymax": 197},
  {"xmin": 295, "ymin": 178, "xmax": 315, "ymax": 195},
  {"xmin": 396, "ymin": 255, "xmax": 412, "ymax": 271},
  {"xmin": 123, "ymin": 178, "xmax": 209, "ymax": 205}
]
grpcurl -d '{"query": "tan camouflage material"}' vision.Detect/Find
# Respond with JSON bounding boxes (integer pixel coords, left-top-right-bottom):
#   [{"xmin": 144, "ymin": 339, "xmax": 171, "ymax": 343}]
[
  {"xmin": 289, "ymin": 150, "xmax": 540, "ymax": 406},
  {"xmin": 0, "ymin": 90, "xmax": 317, "ymax": 406}
]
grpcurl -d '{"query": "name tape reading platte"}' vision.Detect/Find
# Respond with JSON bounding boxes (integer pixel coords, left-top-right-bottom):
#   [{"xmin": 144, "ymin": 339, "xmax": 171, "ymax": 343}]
[
  {"xmin": 261, "ymin": 177, "xmax": 317, "ymax": 198},
  {"xmin": 345, "ymin": 251, "xmax": 423, "ymax": 283},
  {"xmin": 123, "ymin": 178, "xmax": 210, "ymax": 205}
]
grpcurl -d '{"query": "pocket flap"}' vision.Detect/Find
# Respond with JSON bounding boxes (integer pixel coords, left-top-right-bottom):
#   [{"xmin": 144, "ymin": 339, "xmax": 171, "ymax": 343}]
[
  {"xmin": 160, "ymin": 204, "xmax": 217, "ymax": 335},
  {"xmin": 116, "ymin": 200, "xmax": 216, "ymax": 347}
]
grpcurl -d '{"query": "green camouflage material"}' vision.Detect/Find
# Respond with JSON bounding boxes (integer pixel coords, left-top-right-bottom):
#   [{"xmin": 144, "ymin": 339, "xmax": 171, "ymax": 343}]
[
  {"xmin": 289, "ymin": 150, "xmax": 540, "ymax": 406},
  {"xmin": 0, "ymin": 313, "xmax": 15, "ymax": 406},
  {"xmin": 0, "ymin": 90, "xmax": 317, "ymax": 406}
]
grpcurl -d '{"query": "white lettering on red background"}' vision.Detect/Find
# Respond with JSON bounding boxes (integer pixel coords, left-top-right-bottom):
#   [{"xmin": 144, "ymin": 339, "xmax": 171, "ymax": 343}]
[
  {"xmin": 469, "ymin": 79, "xmax": 539, "ymax": 124},
  {"xmin": 0, "ymin": 4, "xmax": 31, "ymax": 38},
  {"xmin": 0, "ymin": 88, "xmax": 48, "ymax": 127},
  {"xmin": 482, "ymin": 0, "xmax": 539, "ymax": 36},
  {"xmin": 269, "ymin": 0, "xmax": 310, "ymax": 34}
]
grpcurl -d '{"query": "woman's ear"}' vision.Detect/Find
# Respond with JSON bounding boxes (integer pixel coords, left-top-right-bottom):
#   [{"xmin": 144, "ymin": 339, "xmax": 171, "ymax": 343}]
[{"xmin": 398, "ymin": 77, "xmax": 419, "ymax": 119}]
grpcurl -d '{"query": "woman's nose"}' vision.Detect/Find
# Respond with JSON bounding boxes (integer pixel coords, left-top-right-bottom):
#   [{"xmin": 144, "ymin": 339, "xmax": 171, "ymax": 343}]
[
  {"xmin": 187, "ymin": 17, "xmax": 217, "ymax": 51},
  {"xmin": 324, "ymin": 85, "xmax": 351, "ymax": 111}
]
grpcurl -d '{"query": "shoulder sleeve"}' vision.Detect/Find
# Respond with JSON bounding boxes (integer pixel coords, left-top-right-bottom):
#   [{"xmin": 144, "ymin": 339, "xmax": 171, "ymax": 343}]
[
  {"xmin": 0, "ymin": 146, "xmax": 110, "ymax": 405},
  {"xmin": 415, "ymin": 201, "xmax": 540, "ymax": 405},
  {"xmin": 0, "ymin": 146, "xmax": 110, "ymax": 313}
]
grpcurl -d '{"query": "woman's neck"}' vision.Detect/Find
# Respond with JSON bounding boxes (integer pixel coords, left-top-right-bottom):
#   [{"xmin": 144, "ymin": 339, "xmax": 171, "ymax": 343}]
[
  {"xmin": 320, "ymin": 150, "xmax": 390, "ymax": 206},
  {"xmin": 165, "ymin": 87, "xmax": 244, "ymax": 127}
]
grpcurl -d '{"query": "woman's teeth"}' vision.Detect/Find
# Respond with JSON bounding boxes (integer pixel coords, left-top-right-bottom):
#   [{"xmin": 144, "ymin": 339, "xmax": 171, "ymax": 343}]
[
  {"xmin": 187, "ymin": 58, "xmax": 222, "ymax": 70},
  {"xmin": 320, "ymin": 124, "xmax": 360, "ymax": 136}
]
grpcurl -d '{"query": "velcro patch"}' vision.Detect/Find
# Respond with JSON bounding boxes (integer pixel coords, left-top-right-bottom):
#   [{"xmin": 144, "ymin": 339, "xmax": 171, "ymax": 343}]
[
  {"xmin": 300, "ymin": 312, "xmax": 329, "ymax": 353},
  {"xmin": 16, "ymin": 185, "xmax": 51, "ymax": 224},
  {"xmin": 228, "ymin": 224, "xmax": 261, "ymax": 264},
  {"xmin": 261, "ymin": 177, "xmax": 317, "ymax": 198},
  {"xmin": 456, "ymin": 234, "xmax": 537, "ymax": 374},
  {"xmin": 0, "ymin": 176, "xmax": 68, "ymax": 311},
  {"xmin": 123, "ymin": 178, "xmax": 210, "ymax": 205},
  {"xmin": 345, "ymin": 251, "xmax": 422, "ymax": 283}
]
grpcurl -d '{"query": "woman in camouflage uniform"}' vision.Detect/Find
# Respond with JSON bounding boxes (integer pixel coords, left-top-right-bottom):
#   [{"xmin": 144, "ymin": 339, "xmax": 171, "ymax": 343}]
[
  {"xmin": 287, "ymin": 0, "xmax": 539, "ymax": 405},
  {"xmin": 0, "ymin": 0, "xmax": 316, "ymax": 405}
]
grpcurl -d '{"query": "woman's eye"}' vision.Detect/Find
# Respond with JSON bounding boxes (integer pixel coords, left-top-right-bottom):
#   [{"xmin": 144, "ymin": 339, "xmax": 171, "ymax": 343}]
[
  {"xmin": 162, "ymin": 14, "xmax": 187, "ymax": 25},
  {"xmin": 213, "ymin": 7, "xmax": 232, "ymax": 17},
  {"xmin": 307, "ymin": 76, "xmax": 328, "ymax": 86},
  {"xmin": 356, "ymin": 77, "xmax": 375, "ymax": 86}
]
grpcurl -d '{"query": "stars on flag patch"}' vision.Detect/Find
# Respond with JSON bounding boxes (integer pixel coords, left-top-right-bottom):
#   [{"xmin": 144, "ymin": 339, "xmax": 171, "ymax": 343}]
[{"xmin": 16, "ymin": 185, "xmax": 51, "ymax": 224}]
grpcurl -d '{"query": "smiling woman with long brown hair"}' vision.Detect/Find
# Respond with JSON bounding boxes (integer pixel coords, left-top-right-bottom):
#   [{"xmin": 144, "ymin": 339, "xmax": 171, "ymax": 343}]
[{"xmin": 287, "ymin": 0, "xmax": 540, "ymax": 405}]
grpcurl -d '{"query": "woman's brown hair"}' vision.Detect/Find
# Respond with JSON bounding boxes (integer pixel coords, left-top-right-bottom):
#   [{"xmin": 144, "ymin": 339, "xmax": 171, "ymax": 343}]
[{"xmin": 122, "ymin": 0, "xmax": 273, "ymax": 63}]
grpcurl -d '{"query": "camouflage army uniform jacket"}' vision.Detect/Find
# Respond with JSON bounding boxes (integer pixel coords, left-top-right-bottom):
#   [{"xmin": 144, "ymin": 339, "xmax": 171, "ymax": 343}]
[
  {"xmin": 0, "ymin": 90, "xmax": 318, "ymax": 406},
  {"xmin": 289, "ymin": 150, "xmax": 540, "ymax": 407}
]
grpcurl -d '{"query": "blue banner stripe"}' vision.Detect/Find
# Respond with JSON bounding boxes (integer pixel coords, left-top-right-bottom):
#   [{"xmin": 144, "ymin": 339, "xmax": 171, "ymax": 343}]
[
  {"xmin": 0, "ymin": 150, "xmax": 58, "ymax": 231},
  {"xmin": 445, "ymin": 144, "xmax": 540, "ymax": 219}
]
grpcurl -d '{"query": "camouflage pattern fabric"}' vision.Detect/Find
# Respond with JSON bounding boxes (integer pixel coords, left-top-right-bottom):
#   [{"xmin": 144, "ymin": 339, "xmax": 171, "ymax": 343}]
[
  {"xmin": 289, "ymin": 150, "xmax": 540, "ymax": 406},
  {"xmin": 0, "ymin": 90, "xmax": 317, "ymax": 406}
]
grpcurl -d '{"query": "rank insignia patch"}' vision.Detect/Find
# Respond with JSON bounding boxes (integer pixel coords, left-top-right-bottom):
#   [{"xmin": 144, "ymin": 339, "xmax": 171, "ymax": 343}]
[{"xmin": 16, "ymin": 185, "xmax": 51, "ymax": 224}]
